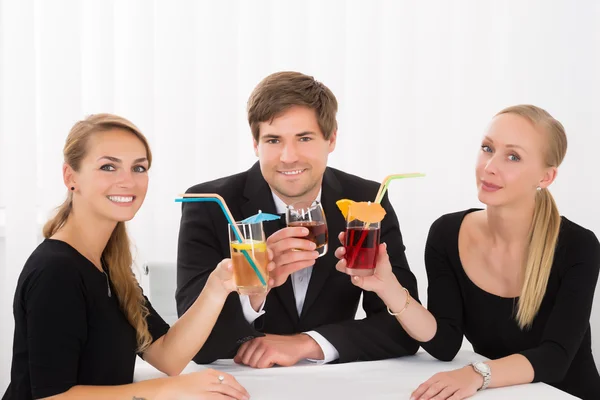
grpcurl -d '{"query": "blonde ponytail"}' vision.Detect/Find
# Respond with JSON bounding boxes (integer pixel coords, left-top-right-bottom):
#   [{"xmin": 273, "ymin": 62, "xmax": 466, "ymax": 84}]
[{"xmin": 517, "ymin": 188, "xmax": 561, "ymax": 328}]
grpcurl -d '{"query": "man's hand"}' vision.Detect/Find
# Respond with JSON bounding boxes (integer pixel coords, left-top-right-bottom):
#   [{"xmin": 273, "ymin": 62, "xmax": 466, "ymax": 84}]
[
  {"xmin": 266, "ymin": 227, "xmax": 319, "ymax": 288},
  {"xmin": 233, "ymin": 334, "xmax": 324, "ymax": 368}
]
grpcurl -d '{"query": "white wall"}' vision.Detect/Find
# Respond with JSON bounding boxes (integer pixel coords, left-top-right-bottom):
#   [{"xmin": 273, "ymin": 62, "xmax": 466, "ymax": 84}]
[{"xmin": 1, "ymin": 0, "xmax": 599, "ymax": 388}]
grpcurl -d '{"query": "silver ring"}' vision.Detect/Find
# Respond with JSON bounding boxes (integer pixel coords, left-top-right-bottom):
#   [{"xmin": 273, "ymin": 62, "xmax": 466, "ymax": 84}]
[{"xmin": 218, "ymin": 375, "xmax": 225, "ymax": 383}]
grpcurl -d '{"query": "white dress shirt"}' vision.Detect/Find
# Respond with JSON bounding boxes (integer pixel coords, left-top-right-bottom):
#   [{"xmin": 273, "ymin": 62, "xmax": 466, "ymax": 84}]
[{"xmin": 238, "ymin": 190, "xmax": 340, "ymax": 364}]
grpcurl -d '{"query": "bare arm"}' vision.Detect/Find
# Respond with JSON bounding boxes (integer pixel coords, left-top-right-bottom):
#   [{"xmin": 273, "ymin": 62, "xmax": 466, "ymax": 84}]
[
  {"xmin": 411, "ymin": 354, "xmax": 534, "ymax": 400},
  {"xmin": 42, "ymin": 368, "xmax": 249, "ymax": 400},
  {"xmin": 42, "ymin": 378, "xmax": 168, "ymax": 400},
  {"xmin": 375, "ymin": 268, "xmax": 438, "ymax": 343},
  {"xmin": 142, "ymin": 260, "xmax": 234, "ymax": 375}
]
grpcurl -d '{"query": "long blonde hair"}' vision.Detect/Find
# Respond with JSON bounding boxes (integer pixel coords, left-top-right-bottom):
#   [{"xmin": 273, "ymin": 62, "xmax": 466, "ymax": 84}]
[
  {"xmin": 43, "ymin": 114, "xmax": 154, "ymax": 352},
  {"xmin": 495, "ymin": 105, "xmax": 567, "ymax": 329}
]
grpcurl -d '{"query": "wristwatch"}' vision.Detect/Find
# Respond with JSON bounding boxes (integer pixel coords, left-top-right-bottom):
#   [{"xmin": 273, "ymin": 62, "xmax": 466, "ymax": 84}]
[{"xmin": 470, "ymin": 362, "xmax": 491, "ymax": 390}]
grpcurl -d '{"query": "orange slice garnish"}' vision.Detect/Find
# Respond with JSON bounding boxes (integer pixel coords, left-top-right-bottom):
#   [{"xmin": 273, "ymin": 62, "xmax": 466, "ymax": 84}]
[
  {"xmin": 348, "ymin": 201, "xmax": 386, "ymax": 224},
  {"xmin": 336, "ymin": 199, "xmax": 355, "ymax": 219}
]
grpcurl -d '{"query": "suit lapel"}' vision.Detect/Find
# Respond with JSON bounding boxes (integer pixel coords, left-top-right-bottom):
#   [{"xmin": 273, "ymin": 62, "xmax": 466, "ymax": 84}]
[
  {"xmin": 300, "ymin": 168, "xmax": 345, "ymax": 319},
  {"xmin": 241, "ymin": 162, "xmax": 299, "ymax": 324}
]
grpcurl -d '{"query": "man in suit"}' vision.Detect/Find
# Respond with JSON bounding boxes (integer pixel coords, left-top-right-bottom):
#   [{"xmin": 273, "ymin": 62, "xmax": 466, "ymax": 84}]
[{"xmin": 176, "ymin": 71, "xmax": 419, "ymax": 367}]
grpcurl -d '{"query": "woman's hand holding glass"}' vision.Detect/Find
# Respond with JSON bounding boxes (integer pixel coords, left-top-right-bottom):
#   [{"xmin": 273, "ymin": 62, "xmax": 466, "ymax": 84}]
[{"xmin": 334, "ymin": 231, "xmax": 402, "ymax": 297}]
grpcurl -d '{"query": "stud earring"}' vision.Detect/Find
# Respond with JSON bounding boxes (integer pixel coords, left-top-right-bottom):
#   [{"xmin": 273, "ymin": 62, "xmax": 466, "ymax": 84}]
[
  {"xmin": 71, "ymin": 187, "xmax": 75, "ymax": 191},
  {"xmin": 536, "ymin": 186, "xmax": 541, "ymax": 191}
]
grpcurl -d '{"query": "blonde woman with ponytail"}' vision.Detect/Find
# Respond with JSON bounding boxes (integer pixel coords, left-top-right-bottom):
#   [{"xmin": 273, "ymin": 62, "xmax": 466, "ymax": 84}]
[
  {"xmin": 3, "ymin": 114, "xmax": 261, "ymax": 400},
  {"xmin": 335, "ymin": 105, "xmax": 600, "ymax": 399}
]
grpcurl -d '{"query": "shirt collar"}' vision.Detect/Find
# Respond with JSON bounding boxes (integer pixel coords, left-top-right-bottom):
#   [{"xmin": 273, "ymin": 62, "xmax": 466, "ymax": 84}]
[{"xmin": 271, "ymin": 189, "xmax": 322, "ymax": 214}]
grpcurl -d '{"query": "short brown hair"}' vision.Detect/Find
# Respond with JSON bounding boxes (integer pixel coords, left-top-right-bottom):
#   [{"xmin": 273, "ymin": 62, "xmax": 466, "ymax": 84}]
[{"xmin": 247, "ymin": 71, "xmax": 338, "ymax": 141}]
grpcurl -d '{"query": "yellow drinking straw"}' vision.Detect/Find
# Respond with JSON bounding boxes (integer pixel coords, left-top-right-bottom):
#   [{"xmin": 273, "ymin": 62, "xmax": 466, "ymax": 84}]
[{"xmin": 374, "ymin": 173, "xmax": 425, "ymax": 204}]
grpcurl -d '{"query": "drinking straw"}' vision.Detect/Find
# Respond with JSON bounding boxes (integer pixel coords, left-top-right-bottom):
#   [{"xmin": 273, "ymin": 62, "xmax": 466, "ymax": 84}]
[
  {"xmin": 374, "ymin": 173, "xmax": 425, "ymax": 204},
  {"xmin": 175, "ymin": 193, "xmax": 266, "ymax": 286}
]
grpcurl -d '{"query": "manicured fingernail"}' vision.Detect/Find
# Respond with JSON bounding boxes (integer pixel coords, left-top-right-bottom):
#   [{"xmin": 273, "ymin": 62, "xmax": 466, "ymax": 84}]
[{"xmin": 302, "ymin": 228, "xmax": 309, "ymax": 234}]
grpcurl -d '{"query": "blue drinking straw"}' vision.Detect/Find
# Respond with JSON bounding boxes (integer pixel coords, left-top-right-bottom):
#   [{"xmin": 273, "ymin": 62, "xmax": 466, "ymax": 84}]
[{"xmin": 175, "ymin": 195, "xmax": 267, "ymax": 286}]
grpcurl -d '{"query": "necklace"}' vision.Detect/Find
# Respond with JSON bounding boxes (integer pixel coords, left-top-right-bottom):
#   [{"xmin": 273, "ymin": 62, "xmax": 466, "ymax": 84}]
[
  {"xmin": 101, "ymin": 259, "xmax": 112, "ymax": 298},
  {"xmin": 55, "ymin": 226, "xmax": 112, "ymax": 298},
  {"xmin": 73, "ymin": 242, "xmax": 112, "ymax": 298}
]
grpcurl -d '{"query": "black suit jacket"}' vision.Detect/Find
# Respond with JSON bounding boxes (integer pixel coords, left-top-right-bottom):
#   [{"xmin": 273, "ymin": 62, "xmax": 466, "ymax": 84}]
[{"xmin": 176, "ymin": 162, "xmax": 420, "ymax": 364}]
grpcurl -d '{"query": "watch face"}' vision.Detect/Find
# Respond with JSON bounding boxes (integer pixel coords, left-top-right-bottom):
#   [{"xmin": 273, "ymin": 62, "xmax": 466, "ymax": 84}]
[{"xmin": 474, "ymin": 362, "xmax": 490, "ymax": 374}]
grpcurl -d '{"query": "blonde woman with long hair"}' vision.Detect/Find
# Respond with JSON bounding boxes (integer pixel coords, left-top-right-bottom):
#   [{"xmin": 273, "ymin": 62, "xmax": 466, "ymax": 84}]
[
  {"xmin": 3, "ymin": 114, "xmax": 262, "ymax": 400},
  {"xmin": 335, "ymin": 105, "xmax": 600, "ymax": 399}
]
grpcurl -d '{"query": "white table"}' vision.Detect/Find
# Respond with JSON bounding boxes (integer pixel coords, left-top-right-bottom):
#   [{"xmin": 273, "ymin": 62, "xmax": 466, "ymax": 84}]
[{"xmin": 134, "ymin": 350, "xmax": 575, "ymax": 399}]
